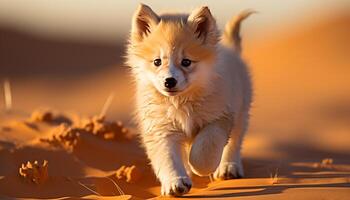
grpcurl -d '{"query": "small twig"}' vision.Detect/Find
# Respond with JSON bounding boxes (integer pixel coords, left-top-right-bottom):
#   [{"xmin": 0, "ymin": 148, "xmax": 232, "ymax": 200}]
[
  {"xmin": 106, "ymin": 176, "xmax": 125, "ymax": 196},
  {"xmin": 99, "ymin": 92, "xmax": 115, "ymax": 118},
  {"xmin": 270, "ymin": 168, "xmax": 279, "ymax": 185},
  {"xmin": 77, "ymin": 180, "xmax": 102, "ymax": 196},
  {"xmin": 3, "ymin": 79, "xmax": 12, "ymax": 112}
]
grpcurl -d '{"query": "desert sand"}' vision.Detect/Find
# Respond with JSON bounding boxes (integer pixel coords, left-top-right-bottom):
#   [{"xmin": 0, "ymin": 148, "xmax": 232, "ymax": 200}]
[{"xmin": 0, "ymin": 13, "xmax": 350, "ymax": 199}]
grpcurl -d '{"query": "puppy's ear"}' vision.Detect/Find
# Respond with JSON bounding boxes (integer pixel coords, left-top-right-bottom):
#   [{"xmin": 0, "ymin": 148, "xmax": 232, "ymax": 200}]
[
  {"xmin": 188, "ymin": 6, "xmax": 218, "ymax": 45},
  {"xmin": 131, "ymin": 4, "xmax": 160, "ymax": 43}
]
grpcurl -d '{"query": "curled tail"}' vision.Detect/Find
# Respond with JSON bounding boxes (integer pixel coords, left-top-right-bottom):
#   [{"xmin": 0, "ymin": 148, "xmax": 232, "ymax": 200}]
[{"xmin": 222, "ymin": 10, "xmax": 256, "ymax": 54}]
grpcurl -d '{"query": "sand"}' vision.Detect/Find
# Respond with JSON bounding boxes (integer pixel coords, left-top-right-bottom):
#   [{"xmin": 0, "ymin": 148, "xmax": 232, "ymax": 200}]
[{"xmin": 0, "ymin": 13, "xmax": 350, "ymax": 199}]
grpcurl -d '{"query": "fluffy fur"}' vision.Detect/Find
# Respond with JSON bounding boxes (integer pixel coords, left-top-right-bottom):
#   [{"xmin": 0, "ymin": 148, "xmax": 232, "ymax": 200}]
[{"xmin": 126, "ymin": 4, "xmax": 253, "ymax": 196}]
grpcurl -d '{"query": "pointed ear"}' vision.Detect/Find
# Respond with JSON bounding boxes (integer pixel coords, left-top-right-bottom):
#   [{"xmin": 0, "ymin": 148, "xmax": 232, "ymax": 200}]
[
  {"xmin": 131, "ymin": 4, "xmax": 160, "ymax": 43},
  {"xmin": 187, "ymin": 6, "xmax": 218, "ymax": 45}
]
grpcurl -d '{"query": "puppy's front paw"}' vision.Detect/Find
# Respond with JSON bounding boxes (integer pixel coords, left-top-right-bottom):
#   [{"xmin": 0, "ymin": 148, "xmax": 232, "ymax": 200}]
[
  {"xmin": 161, "ymin": 176, "xmax": 192, "ymax": 196},
  {"xmin": 214, "ymin": 162, "xmax": 244, "ymax": 180}
]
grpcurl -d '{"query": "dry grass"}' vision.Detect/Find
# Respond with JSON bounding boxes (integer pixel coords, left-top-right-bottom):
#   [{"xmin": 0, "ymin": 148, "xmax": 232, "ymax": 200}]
[
  {"xmin": 208, "ymin": 174, "xmax": 215, "ymax": 183},
  {"xmin": 76, "ymin": 180, "xmax": 102, "ymax": 196},
  {"xmin": 71, "ymin": 176, "xmax": 126, "ymax": 197},
  {"xmin": 270, "ymin": 168, "xmax": 279, "ymax": 185},
  {"xmin": 99, "ymin": 92, "xmax": 115, "ymax": 118},
  {"xmin": 3, "ymin": 79, "xmax": 12, "ymax": 112},
  {"xmin": 106, "ymin": 176, "xmax": 125, "ymax": 196}
]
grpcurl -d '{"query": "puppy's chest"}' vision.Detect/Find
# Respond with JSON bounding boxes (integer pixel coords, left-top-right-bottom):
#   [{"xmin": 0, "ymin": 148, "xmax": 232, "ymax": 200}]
[{"xmin": 167, "ymin": 102, "xmax": 214, "ymax": 138}]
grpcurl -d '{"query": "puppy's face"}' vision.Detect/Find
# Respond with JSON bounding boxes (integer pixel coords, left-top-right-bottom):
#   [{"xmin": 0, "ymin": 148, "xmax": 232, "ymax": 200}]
[{"xmin": 128, "ymin": 5, "xmax": 218, "ymax": 97}]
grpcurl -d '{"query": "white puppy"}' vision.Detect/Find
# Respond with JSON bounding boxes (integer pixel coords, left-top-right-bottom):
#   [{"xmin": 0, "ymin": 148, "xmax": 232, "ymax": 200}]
[{"xmin": 126, "ymin": 4, "xmax": 253, "ymax": 196}]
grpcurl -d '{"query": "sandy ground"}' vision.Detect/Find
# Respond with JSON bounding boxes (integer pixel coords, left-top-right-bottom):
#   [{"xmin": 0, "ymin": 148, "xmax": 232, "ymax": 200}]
[{"xmin": 0, "ymin": 13, "xmax": 350, "ymax": 199}]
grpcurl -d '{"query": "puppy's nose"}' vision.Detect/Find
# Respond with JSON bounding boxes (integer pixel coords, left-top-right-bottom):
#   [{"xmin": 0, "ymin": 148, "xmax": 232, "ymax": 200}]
[{"xmin": 164, "ymin": 77, "xmax": 177, "ymax": 89}]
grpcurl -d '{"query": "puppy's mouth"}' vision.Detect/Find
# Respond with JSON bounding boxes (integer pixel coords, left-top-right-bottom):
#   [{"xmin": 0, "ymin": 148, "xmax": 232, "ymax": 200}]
[
  {"xmin": 158, "ymin": 85, "xmax": 188, "ymax": 97},
  {"xmin": 162, "ymin": 84, "xmax": 191, "ymax": 96},
  {"xmin": 164, "ymin": 89, "xmax": 179, "ymax": 96}
]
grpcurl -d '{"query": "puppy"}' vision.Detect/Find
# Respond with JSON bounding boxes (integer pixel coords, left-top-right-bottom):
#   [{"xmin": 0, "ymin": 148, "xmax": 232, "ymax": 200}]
[{"xmin": 126, "ymin": 4, "xmax": 253, "ymax": 196}]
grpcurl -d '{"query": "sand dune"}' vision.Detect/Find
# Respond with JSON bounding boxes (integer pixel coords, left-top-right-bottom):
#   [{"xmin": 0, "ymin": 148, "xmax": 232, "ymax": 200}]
[{"xmin": 0, "ymin": 13, "xmax": 350, "ymax": 199}]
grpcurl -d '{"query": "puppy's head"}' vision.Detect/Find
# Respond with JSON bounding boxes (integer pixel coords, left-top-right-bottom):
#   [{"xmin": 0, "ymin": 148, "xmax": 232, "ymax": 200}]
[{"xmin": 127, "ymin": 4, "xmax": 219, "ymax": 97}]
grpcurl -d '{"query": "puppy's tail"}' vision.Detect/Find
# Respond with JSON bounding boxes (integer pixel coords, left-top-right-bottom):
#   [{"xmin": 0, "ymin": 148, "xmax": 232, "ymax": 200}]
[{"xmin": 222, "ymin": 10, "xmax": 256, "ymax": 54}]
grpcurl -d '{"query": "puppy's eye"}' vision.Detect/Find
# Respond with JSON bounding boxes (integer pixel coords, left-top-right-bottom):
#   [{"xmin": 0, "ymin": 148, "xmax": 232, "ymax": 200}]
[
  {"xmin": 153, "ymin": 59, "xmax": 162, "ymax": 67},
  {"xmin": 181, "ymin": 59, "xmax": 192, "ymax": 67}
]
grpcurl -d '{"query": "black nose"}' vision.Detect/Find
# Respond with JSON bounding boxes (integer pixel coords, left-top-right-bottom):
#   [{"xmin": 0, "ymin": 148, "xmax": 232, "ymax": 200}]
[{"xmin": 164, "ymin": 77, "xmax": 177, "ymax": 89}]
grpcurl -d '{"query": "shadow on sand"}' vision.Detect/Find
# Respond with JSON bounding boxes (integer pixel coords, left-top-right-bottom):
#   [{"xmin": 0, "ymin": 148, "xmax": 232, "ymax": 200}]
[{"xmin": 186, "ymin": 141, "xmax": 350, "ymax": 198}]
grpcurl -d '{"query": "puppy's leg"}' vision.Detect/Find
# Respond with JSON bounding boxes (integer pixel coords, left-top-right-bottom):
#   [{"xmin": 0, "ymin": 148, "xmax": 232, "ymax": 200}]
[
  {"xmin": 189, "ymin": 117, "xmax": 232, "ymax": 176},
  {"xmin": 143, "ymin": 132, "xmax": 191, "ymax": 196},
  {"xmin": 183, "ymin": 142, "xmax": 193, "ymax": 177},
  {"xmin": 214, "ymin": 111, "xmax": 248, "ymax": 180}
]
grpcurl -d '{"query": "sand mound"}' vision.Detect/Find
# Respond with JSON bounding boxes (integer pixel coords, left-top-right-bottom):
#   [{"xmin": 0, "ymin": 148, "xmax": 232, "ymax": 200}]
[
  {"xmin": 30, "ymin": 109, "xmax": 72, "ymax": 125},
  {"xmin": 39, "ymin": 115, "xmax": 134, "ymax": 151},
  {"xmin": 78, "ymin": 116, "xmax": 133, "ymax": 141},
  {"xmin": 40, "ymin": 124, "xmax": 80, "ymax": 149},
  {"xmin": 0, "ymin": 110, "xmax": 156, "ymax": 199}
]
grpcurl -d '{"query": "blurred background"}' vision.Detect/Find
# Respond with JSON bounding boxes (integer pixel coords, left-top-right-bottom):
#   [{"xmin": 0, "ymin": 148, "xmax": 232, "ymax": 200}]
[{"xmin": 0, "ymin": 0, "xmax": 349, "ymax": 152}]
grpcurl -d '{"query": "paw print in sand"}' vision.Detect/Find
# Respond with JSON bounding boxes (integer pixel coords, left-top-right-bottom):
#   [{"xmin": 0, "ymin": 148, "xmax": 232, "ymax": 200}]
[
  {"xmin": 116, "ymin": 165, "xmax": 141, "ymax": 183},
  {"xmin": 19, "ymin": 160, "xmax": 49, "ymax": 184}
]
